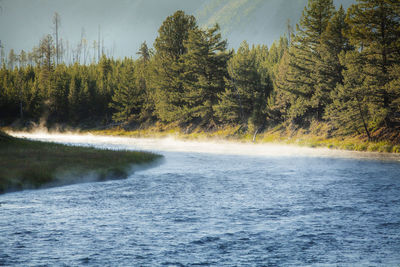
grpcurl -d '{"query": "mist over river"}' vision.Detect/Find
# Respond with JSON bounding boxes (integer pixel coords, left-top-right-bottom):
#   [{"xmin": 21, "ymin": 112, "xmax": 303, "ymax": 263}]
[{"xmin": 1, "ymin": 133, "xmax": 400, "ymax": 266}]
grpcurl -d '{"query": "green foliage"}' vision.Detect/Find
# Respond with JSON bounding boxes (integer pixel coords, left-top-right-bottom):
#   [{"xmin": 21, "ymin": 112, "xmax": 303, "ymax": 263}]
[
  {"xmin": 181, "ymin": 24, "xmax": 231, "ymax": 126},
  {"xmin": 151, "ymin": 10, "xmax": 198, "ymax": 123},
  {"xmin": 48, "ymin": 64, "xmax": 70, "ymax": 122},
  {"xmin": 346, "ymin": 0, "xmax": 400, "ymax": 126},
  {"xmin": 215, "ymin": 41, "xmax": 273, "ymax": 131},
  {"xmin": 276, "ymin": 0, "xmax": 335, "ymax": 123},
  {"xmin": 0, "ymin": 3, "xmax": 399, "ymax": 145},
  {"xmin": 324, "ymin": 0, "xmax": 400, "ymax": 138},
  {"xmin": 109, "ymin": 60, "xmax": 143, "ymax": 123},
  {"xmin": 325, "ymin": 51, "xmax": 376, "ymax": 139},
  {"xmin": 313, "ymin": 6, "xmax": 351, "ymax": 110}
]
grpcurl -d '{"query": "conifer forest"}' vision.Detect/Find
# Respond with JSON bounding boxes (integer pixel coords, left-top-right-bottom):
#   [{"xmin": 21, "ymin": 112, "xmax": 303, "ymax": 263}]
[{"xmin": 1, "ymin": 0, "xmax": 399, "ymax": 142}]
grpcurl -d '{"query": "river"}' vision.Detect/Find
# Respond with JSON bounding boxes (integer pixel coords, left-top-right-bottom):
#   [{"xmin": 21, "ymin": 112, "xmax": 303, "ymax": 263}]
[{"xmin": 1, "ymin": 133, "xmax": 400, "ymax": 266}]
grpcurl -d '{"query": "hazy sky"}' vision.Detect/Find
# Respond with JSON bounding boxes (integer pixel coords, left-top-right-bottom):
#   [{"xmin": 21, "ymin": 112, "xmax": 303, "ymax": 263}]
[{"xmin": 0, "ymin": 0, "xmax": 356, "ymax": 60}]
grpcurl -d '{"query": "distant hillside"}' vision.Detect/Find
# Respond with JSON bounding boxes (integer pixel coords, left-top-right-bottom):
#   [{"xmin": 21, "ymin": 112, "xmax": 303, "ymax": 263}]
[{"xmin": 195, "ymin": 0, "xmax": 355, "ymax": 47}]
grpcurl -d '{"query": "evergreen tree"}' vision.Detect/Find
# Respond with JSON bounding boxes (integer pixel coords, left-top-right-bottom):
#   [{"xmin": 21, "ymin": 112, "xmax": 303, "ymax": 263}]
[
  {"xmin": 26, "ymin": 79, "xmax": 43, "ymax": 120},
  {"xmin": 0, "ymin": 5, "xmax": 397, "ymax": 139},
  {"xmin": 48, "ymin": 65, "xmax": 70, "ymax": 122},
  {"xmin": 386, "ymin": 63, "xmax": 400, "ymax": 124},
  {"xmin": 68, "ymin": 74, "xmax": 81, "ymax": 123},
  {"xmin": 313, "ymin": 6, "xmax": 351, "ymax": 112},
  {"xmin": 265, "ymin": 37, "xmax": 290, "ymax": 124},
  {"xmin": 135, "ymin": 42, "xmax": 154, "ymax": 121},
  {"xmin": 279, "ymin": 0, "xmax": 335, "ymax": 124},
  {"xmin": 181, "ymin": 24, "xmax": 231, "ymax": 127},
  {"xmin": 346, "ymin": 0, "xmax": 400, "ymax": 127},
  {"xmin": 268, "ymin": 50, "xmax": 293, "ymax": 124},
  {"xmin": 109, "ymin": 61, "xmax": 143, "ymax": 123},
  {"xmin": 39, "ymin": 34, "xmax": 55, "ymax": 73},
  {"xmin": 215, "ymin": 41, "xmax": 273, "ymax": 132},
  {"xmin": 151, "ymin": 10, "xmax": 197, "ymax": 123},
  {"xmin": 325, "ymin": 51, "xmax": 378, "ymax": 139},
  {"xmin": 96, "ymin": 56, "xmax": 114, "ymax": 121},
  {"xmin": 136, "ymin": 41, "xmax": 151, "ymax": 63},
  {"xmin": 267, "ymin": 36, "xmax": 288, "ymax": 69}
]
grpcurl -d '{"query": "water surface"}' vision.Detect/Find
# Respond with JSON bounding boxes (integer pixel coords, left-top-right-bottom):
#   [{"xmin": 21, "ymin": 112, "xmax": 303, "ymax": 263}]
[{"xmin": 1, "ymin": 134, "xmax": 400, "ymax": 266}]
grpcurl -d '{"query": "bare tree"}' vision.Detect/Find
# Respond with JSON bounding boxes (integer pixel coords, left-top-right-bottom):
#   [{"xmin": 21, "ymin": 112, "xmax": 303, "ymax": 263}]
[
  {"xmin": 73, "ymin": 28, "xmax": 85, "ymax": 64},
  {"xmin": 81, "ymin": 27, "xmax": 88, "ymax": 65},
  {"xmin": 102, "ymin": 38, "xmax": 105, "ymax": 57},
  {"xmin": 92, "ymin": 40, "xmax": 97, "ymax": 63},
  {"xmin": 19, "ymin": 50, "xmax": 27, "ymax": 67},
  {"xmin": 53, "ymin": 12, "xmax": 61, "ymax": 65},
  {"xmin": 286, "ymin": 19, "xmax": 293, "ymax": 45},
  {"xmin": 98, "ymin": 25, "xmax": 101, "ymax": 62},
  {"xmin": 0, "ymin": 40, "xmax": 4, "ymax": 66},
  {"xmin": 65, "ymin": 40, "xmax": 71, "ymax": 65},
  {"xmin": 8, "ymin": 49, "xmax": 16, "ymax": 69},
  {"xmin": 59, "ymin": 38, "xmax": 64, "ymax": 63}
]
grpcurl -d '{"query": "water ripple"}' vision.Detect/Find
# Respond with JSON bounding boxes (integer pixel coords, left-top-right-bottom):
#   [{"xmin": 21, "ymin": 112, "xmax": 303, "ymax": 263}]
[{"xmin": 1, "ymin": 136, "xmax": 400, "ymax": 266}]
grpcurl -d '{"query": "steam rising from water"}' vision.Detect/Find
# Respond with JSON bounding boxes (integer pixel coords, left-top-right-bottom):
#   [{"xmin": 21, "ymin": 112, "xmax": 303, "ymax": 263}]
[{"xmin": 8, "ymin": 131, "xmax": 400, "ymax": 162}]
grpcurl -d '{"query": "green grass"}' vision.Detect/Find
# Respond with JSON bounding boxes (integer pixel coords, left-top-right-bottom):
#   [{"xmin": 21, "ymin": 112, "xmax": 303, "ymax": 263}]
[
  {"xmin": 0, "ymin": 131, "xmax": 161, "ymax": 194},
  {"xmin": 89, "ymin": 123, "xmax": 400, "ymax": 154}
]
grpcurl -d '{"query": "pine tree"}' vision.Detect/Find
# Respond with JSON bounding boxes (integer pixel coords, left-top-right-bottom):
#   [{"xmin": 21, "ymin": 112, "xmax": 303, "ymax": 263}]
[
  {"xmin": 48, "ymin": 65, "xmax": 70, "ymax": 122},
  {"xmin": 136, "ymin": 42, "xmax": 154, "ymax": 121},
  {"xmin": 109, "ymin": 61, "xmax": 143, "ymax": 123},
  {"xmin": 313, "ymin": 6, "xmax": 351, "ymax": 113},
  {"xmin": 136, "ymin": 41, "xmax": 151, "ymax": 63},
  {"xmin": 39, "ymin": 34, "xmax": 55, "ymax": 73},
  {"xmin": 279, "ymin": 0, "xmax": 335, "ymax": 124},
  {"xmin": 268, "ymin": 50, "xmax": 293, "ymax": 124},
  {"xmin": 215, "ymin": 41, "xmax": 273, "ymax": 131},
  {"xmin": 325, "ymin": 51, "xmax": 381, "ymax": 140},
  {"xmin": 267, "ymin": 36, "xmax": 288, "ymax": 69},
  {"xmin": 96, "ymin": 56, "xmax": 114, "ymax": 121},
  {"xmin": 346, "ymin": 0, "xmax": 400, "ymax": 127},
  {"xmin": 151, "ymin": 10, "xmax": 197, "ymax": 123},
  {"xmin": 68, "ymin": 74, "xmax": 81, "ymax": 123},
  {"xmin": 386, "ymin": 63, "xmax": 400, "ymax": 125},
  {"xmin": 181, "ymin": 24, "xmax": 231, "ymax": 127},
  {"xmin": 26, "ymin": 79, "xmax": 43, "ymax": 120}
]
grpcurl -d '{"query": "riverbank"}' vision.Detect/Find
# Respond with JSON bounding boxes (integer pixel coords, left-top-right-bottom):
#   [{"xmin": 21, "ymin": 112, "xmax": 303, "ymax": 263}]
[
  {"xmin": 0, "ymin": 131, "xmax": 161, "ymax": 194},
  {"xmin": 88, "ymin": 123, "xmax": 400, "ymax": 154},
  {"xmin": 4, "ymin": 118, "xmax": 400, "ymax": 154}
]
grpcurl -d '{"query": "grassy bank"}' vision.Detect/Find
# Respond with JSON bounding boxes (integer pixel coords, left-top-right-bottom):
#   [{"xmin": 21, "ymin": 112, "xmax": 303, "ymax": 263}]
[
  {"xmin": 89, "ymin": 123, "xmax": 400, "ymax": 154},
  {"xmin": 0, "ymin": 131, "xmax": 161, "ymax": 194}
]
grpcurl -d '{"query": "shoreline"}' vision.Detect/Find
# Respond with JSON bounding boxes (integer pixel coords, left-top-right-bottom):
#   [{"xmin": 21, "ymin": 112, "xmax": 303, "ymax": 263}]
[
  {"xmin": 7, "ymin": 131, "xmax": 400, "ymax": 163},
  {"xmin": 86, "ymin": 126, "xmax": 400, "ymax": 154},
  {"xmin": 0, "ymin": 131, "xmax": 162, "ymax": 194},
  {"xmin": 3, "ymin": 121, "xmax": 400, "ymax": 154}
]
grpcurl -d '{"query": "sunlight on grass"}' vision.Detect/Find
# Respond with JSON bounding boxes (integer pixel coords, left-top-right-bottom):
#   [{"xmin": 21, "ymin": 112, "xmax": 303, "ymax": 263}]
[
  {"xmin": 0, "ymin": 132, "xmax": 161, "ymax": 193},
  {"xmin": 90, "ymin": 123, "xmax": 399, "ymax": 155}
]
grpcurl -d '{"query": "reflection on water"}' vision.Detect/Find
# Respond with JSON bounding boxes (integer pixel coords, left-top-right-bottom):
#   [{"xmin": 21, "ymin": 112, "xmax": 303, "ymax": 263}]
[{"xmin": 1, "ymin": 133, "xmax": 400, "ymax": 266}]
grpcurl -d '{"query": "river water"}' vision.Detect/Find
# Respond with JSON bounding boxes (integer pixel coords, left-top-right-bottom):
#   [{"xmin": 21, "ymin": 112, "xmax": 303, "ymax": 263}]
[{"xmin": 1, "ymin": 133, "xmax": 400, "ymax": 266}]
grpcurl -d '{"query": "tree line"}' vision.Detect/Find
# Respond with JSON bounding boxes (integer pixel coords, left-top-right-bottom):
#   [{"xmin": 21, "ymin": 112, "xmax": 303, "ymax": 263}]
[{"xmin": 0, "ymin": 0, "xmax": 399, "ymax": 140}]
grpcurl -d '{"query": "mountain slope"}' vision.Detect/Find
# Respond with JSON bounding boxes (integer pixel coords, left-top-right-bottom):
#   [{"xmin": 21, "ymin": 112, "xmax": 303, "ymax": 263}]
[{"xmin": 196, "ymin": 0, "xmax": 355, "ymax": 47}]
